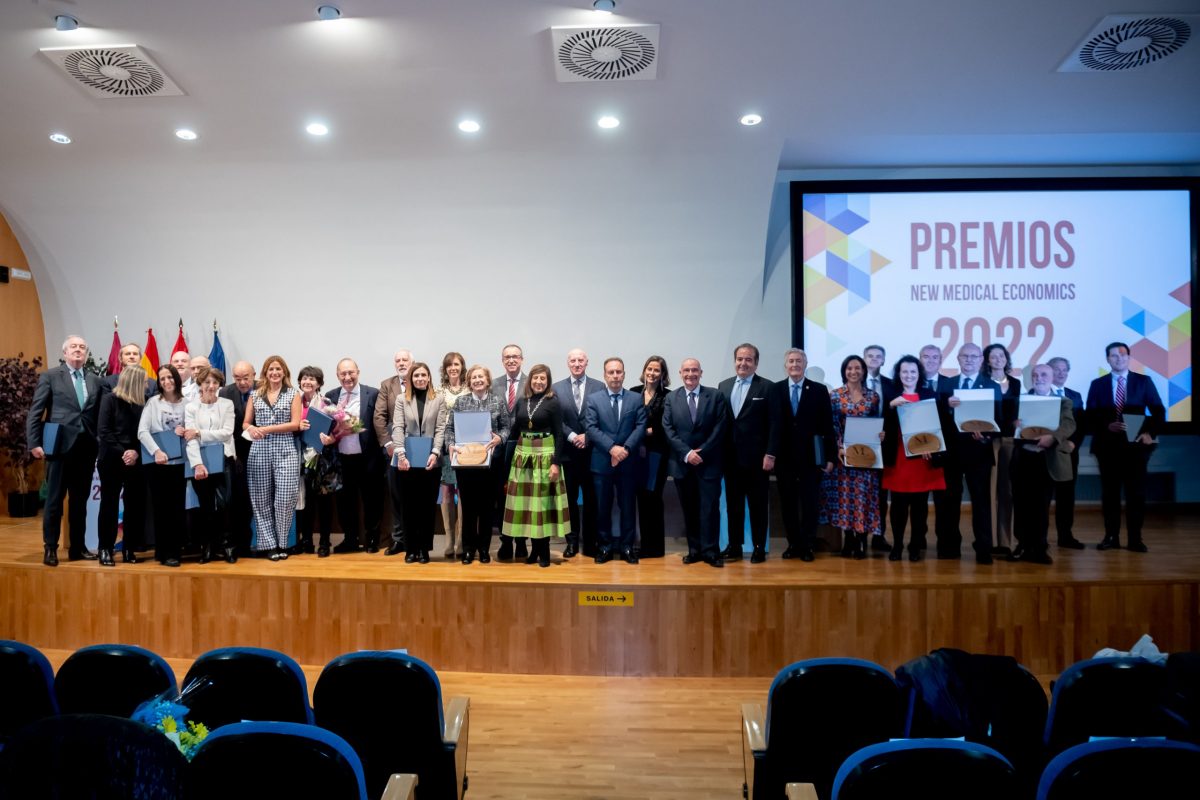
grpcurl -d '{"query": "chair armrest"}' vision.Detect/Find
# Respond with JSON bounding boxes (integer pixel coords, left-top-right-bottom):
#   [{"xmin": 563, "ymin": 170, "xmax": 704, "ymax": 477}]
[
  {"xmin": 741, "ymin": 703, "xmax": 767, "ymax": 800},
  {"xmin": 785, "ymin": 783, "xmax": 818, "ymax": 800},
  {"xmin": 379, "ymin": 773, "xmax": 418, "ymax": 800},
  {"xmin": 444, "ymin": 696, "xmax": 470, "ymax": 800}
]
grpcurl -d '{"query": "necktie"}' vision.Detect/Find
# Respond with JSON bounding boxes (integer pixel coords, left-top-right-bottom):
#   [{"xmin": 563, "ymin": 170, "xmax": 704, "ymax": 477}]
[
  {"xmin": 688, "ymin": 391, "xmax": 698, "ymax": 422},
  {"xmin": 73, "ymin": 369, "xmax": 85, "ymax": 407},
  {"xmin": 732, "ymin": 379, "xmax": 746, "ymax": 417},
  {"xmin": 611, "ymin": 393, "xmax": 619, "ymax": 414},
  {"xmin": 869, "ymin": 377, "xmax": 878, "ymax": 394},
  {"xmin": 790, "ymin": 383, "xmax": 800, "ymax": 414},
  {"xmin": 574, "ymin": 379, "xmax": 583, "ymax": 413},
  {"xmin": 1115, "ymin": 375, "xmax": 1126, "ymax": 414},
  {"xmin": 507, "ymin": 379, "xmax": 516, "ymax": 412},
  {"xmin": 1055, "ymin": 388, "xmax": 1063, "ymax": 397},
  {"xmin": 962, "ymin": 376, "xmax": 972, "ymax": 391},
  {"xmin": 338, "ymin": 391, "xmax": 350, "ymax": 410}
]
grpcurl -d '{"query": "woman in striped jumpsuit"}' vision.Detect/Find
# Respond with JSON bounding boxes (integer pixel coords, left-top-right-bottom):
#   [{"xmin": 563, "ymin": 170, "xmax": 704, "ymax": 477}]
[{"xmin": 243, "ymin": 355, "xmax": 303, "ymax": 560}]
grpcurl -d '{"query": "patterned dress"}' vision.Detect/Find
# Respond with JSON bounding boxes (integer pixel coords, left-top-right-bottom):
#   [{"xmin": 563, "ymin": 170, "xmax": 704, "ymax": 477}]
[
  {"xmin": 247, "ymin": 387, "xmax": 300, "ymax": 552},
  {"xmin": 820, "ymin": 386, "xmax": 883, "ymax": 534}
]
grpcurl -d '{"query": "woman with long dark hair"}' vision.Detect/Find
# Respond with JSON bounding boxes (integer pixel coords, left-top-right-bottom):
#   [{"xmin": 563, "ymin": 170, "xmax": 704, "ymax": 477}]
[{"xmin": 138, "ymin": 364, "xmax": 188, "ymax": 567}]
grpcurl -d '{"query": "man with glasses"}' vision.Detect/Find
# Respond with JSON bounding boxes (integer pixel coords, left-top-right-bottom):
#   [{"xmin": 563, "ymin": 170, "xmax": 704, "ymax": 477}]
[{"xmin": 492, "ymin": 344, "xmax": 528, "ymax": 560}]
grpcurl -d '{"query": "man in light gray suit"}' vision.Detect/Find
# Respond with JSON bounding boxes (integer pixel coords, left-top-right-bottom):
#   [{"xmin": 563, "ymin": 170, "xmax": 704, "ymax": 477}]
[
  {"xmin": 492, "ymin": 343, "xmax": 528, "ymax": 560},
  {"xmin": 27, "ymin": 335, "xmax": 103, "ymax": 566}
]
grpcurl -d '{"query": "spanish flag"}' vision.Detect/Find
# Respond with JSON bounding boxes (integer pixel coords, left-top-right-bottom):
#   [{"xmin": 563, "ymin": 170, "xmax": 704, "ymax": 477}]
[{"xmin": 140, "ymin": 328, "xmax": 160, "ymax": 379}]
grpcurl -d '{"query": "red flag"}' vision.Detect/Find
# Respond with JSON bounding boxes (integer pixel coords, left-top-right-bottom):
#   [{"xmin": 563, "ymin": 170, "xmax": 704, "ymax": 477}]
[
  {"xmin": 106, "ymin": 329, "xmax": 122, "ymax": 375},
  {"xmin": 141, "ymin": 328, "xmax": 161, "ymax": 379},
  {"xmin": 171, "ymin": 319, "xmax": 188, "ymax": 356}
]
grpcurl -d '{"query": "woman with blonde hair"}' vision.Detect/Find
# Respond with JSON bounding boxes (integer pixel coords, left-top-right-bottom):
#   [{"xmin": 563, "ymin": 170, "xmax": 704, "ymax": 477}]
[
  {"xmin": 438, "ymin": 351, "xmax": 469, "ymax": 558},
  {"xmin": 445, "ymin": 364, "xmax": 509, "ymax": 563},
  {"xmin": 96, "ymin": 366, "xmax": 149, "ymax": 566},
  {"xmin": 243, "ymin": 355, "xmax": 303, "ymax": 560}
]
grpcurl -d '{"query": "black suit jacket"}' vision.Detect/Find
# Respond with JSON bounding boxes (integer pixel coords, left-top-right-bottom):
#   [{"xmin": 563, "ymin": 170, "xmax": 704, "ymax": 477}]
[
  {"xmin": 766, "ymin": 377, "xmax": 836, "ymax": 471},
  {"xmin": 325, "ymin": 384, "xmax": 383, "ymax": 471},
  {"xmin": 937, "ymin": 373, "xmax": 1001, "ymax": 468},
  {"xmin": 1085, "ymin": 371, "xmax": 1164, "ymax": 455},
  {"xmin": 552, "ymin": 375, "xmax": 606, "ymax": 467},
  {"xmin": 718, "ymin": 374, "xmax": 773, "ymax": 468},
  {"xmin": 219, "ymin": 383, "xmax": 253, "ymax": 463},
  {"xmin": 662, "ymin": 385, "xmax": 728, "ymax": 480},
  {"xmin": 26, "ymin": 364, "xmax": 102, "ymax": 457}
]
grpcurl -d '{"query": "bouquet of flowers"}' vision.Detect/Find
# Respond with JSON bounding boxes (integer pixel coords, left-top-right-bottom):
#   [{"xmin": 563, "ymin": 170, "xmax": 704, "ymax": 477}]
[
  {"xmin": 328, "ymin": 406, "xmax": 366, "ymax": 439},
  {"xmin": 131, "ymin": 680, "xmax": 211, "ymax": 760}
]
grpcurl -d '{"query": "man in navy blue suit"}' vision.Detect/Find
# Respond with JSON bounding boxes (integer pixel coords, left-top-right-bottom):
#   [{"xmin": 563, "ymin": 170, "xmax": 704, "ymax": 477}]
[
  {"xmin": 326, "ymin": 358, "xmax": 384, "ymax": 553},
  {"xmin": 552, "ymin": 348, "xmax": 606, "ymax": 558},
  {"xmin": 1047, "ymin": 356, "xmax": 1086, "ymax": 550},
  {"xmin": 936, "ymin": 343, "xmax": 1002, "ymax": 564},
  {"xmin": 1084, "ymin": 342, "xmax": 1164, "ymax": 553},
  {"xmin": 663, "ymin": 358, "xmax": 729, "ymax": 567},
  {"xmin": 585, "ymin": 357, "xmax": 647, "ymax": 564}
]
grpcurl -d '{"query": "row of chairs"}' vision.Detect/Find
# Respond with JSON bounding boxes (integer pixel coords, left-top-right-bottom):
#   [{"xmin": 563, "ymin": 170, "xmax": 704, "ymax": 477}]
[
  {"xmin": 0, "ymin": 641, "xmax": 468, "ymax": 800},
  {"xmin": 743, "ymin": 651, "xmax": 1200, "ymax": 800}
]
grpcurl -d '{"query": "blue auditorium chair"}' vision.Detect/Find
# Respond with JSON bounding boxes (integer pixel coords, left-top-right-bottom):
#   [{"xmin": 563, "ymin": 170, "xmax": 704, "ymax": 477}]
[
  {"xmin": 1036, "ymin": 737, "xmax": 1200, "ymax": 799},
  {"xmin": 0, "ymin": 640, "xmax": 58, "ymax": 742},
  {"xmin": 190, "ymin": 720, "xmax": 368, "ymax": 799},
  {"xmin": 897, "ymin": 648, "xmax": 1048, "ymax": 791},
  {"xmin": 0, "ymin": 713, "xmax": 188, "ymax": 799},
  {"xmin": 830, "ymin": 739, "xmax": 1018, "ymax": 800},
  {"xmin": 181, "ymin": 646, "xmax": 313, "ymax": 731},
  {"xmin": 1043, "ymin": 656, "xmax": 1169, "ymax": 758},
  {"xmin": 740, "ymin": 657, "xmax": 903, "ymax": 800},
  {"xmin": 314, "ymin": 651, "xmax": 470, "ymax": 800},
  {"xmin": 54, "ymin": 643, "xmax": 177, "ymax": 717}
]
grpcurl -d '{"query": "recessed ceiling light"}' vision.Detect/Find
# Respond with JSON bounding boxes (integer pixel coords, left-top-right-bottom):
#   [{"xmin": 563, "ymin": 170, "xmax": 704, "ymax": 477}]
[
  {"xmin": 458, "ymin": 120, "xmax": 481, "ymax": 133},
  {"xmin": 175, "ymin": 128, "xmax": 198, "ymax": 141},
  {"xmin": 54, "ymin": 14, "xmax": 79, "ymax": 31},
  {"xmin": 48, "ymin": 133, "xmax": 71, "ymax": 144},
  {"xmin": 316, "ymin": 5, "xmax": 342, "ymax": 21},
  {"xmin": 597, "ymin": 115, "xmax": 620, "ymax": 129},
  {"xmin": 593, "ymin": 0, "xmax": 616, "ymax": 14},
  {"xmin": 306, "ymin": 122, "xmax": 329, "ymax": 136},
  {"xmin": 739, "ymin": 113, "xmax": 763, "ymax": 126}
]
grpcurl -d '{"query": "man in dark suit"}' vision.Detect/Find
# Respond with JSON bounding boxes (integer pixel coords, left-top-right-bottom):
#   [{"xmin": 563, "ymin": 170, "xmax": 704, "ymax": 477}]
[
  {"xmin": 492, "ymin": 343, "xmax": 528, "ymax": 561},
  {"xmin": 918, "ymin": 344, "xmax": 943, "ymax": 392},
  {"xmin": 663, "ymin": 358, "xmax": 729, "ymax": 567},
  {"xmin": 553, "ymin": 348, "xmax": 606, "ymax": 558},
  {"xmin": 373, "ymin": 349, "xmax": 412, "ymax": 556},
  {"xmin": 718, "ymin": 343, "xmax": 773, "ymax": 563},
  {"xmin": 585, "ymin": 357, "xmax": 647, "ymax": 563},
  {"xmin": 327, "ymin": 358, "xmax": 385, "ymax": 553},
  {"xmin": 1085, "ymin": 341, "xmax": 1164, "ymax": 553},
  {"xmin": 864, "ymin": 344, "xmax": 894, "ymax": 550},
  {"xmin": 101, "ymin": 343, "xmax": 155, "ymax": 399},
  {"xmin": 1009, "ymin": 364, "xmax": 1077, "ymax": 565},
  {"xmin": 765, "ymin": 348, "xmax": 835, "ymax": 562},
  {"xmin": 1047, "ymin": 356, "xmax": 1086, "ymax": 550},
  {"xmin": 26, "ymin": 335, "xmax": 102, "ymax": 566},
  {"xmin": 218, "ymin": 359, "xmax": 255, "ymax": 561},
  {"xmin": 936, "ymin": 342, "xmax": 1002, "ymax": 564}
]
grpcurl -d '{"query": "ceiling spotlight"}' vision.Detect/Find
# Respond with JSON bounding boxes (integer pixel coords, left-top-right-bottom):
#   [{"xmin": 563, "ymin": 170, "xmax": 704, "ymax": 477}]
[
  {"xmin": 175, "ymin": 128, "xmax": 198, "ymax": 141},
  {"xmin": 458, "ymin": 120, "xmax": 481, "ymax": 133},
  {"xmin": 48, "ymin": 133, "xmax": 71, "ymax": 144},
  {"xmin": 597, "ymin": 115, "xmax": 620, "ymax": 129},
  {"xmin": 306, "ymin": 122, "xmax": 329, "ymax": 136},
  {"xmin": 740, "ymin": 113, "xmax": 763, "ymax": 126},
  {"xmin": 54, "ymin": 14, "xmax": 79, "ymax": 31},
  {"xmin": 316, "ymin": 5, "xmax": 342, "ymax": 21},
  {"xmin": 592, "ymin": 0, "xmax": 616, "ymax": 14}
]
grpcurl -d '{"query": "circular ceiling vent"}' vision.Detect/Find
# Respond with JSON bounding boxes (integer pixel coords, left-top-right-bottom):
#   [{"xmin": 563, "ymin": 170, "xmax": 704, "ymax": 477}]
[
  {"xmin": 557, "ymin": 27, "xmax": 656, "ymax": 80},
  {"xmin": 62, "ymin": 48, "xmax": 166, "ymax": 96},
  {"xmin": 1078, "ymin": 17, "xmax": 1191, "ymax": 71}
]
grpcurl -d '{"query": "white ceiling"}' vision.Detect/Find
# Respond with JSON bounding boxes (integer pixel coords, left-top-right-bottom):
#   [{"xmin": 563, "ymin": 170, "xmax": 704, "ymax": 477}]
[{"xmin": 1, "ymin": 0, "xmax": 1198, "ymax": 378}]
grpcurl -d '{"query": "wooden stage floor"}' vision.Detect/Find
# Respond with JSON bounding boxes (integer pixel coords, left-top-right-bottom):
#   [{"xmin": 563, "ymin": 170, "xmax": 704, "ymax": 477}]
[{"xmin": 3, "ymin": 508, "xmax": 1198, "ymax": 678}]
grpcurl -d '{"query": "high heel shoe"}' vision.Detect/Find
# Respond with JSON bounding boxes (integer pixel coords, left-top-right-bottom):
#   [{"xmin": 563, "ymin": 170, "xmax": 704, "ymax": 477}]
[
  {"xmin": 853, "ymin": 533, "xmax": 868, "ymax": 560},
  {"xmin": 888, "ymin": 544, "xmax": 903, "ymax": 562},
  {"xmin": 841, "ymin": 531, "xmax": 855, "ymax": 558}
]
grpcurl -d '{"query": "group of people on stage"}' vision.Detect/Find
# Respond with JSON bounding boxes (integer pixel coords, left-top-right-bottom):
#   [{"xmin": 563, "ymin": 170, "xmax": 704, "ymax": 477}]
[{"xmin": 26, "ymin": 333, "xmax": 1163, "ymax": 569}]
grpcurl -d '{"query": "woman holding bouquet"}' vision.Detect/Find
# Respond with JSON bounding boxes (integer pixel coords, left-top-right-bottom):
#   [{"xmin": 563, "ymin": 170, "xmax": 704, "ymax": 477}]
[
  {"xmin": 243, "ymin": 355, "xmax": 302, "ymax": 560},
  {"xmin": 138, "ymin": 364, "xmax": 188, "ymax": 567},
  {"xmin": 438, "ymin": 352, "xmax": 469, "ymax": 558},
  {"xmin": 445, "ymin": 364, "xmax": 510, "ymax": 563},
  {"xmin": 296, "ymin": 366, "xmax": 338, "ymax": 557},
  {"xmin": 184, "ymin": 367, "xmax": 237, "ymax": 564},
  {"xmin": 391, "ymin": 362, "xmax": 447, "ymax": 564},
  {"xmin": 502, "ymin": 364, "xmax": 569, "ymax": 567}
]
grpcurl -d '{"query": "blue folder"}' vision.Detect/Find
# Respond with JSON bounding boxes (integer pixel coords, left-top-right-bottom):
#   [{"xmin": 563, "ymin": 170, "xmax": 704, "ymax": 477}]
[
  {"xmin": 404, "ymin": 436, "xmax": 434, "ymax": 467},
  {"xmin": 302, "ymin": 407, "xmax": 335, "ymax": 452},
  {"xmin": 42, "ymin": 422, "xmax": 62, "ymax": 455},
  {"xmin": 184, "ymin": 442, "xmax": 226, "ymax": 478},
  {"xmin": 141, "ymin": 431, "xmax": 183, "ymax": 464}
]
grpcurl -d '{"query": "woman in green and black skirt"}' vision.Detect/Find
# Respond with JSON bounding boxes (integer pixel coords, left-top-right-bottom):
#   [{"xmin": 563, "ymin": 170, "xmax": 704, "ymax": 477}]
[{"xmin": 503, "ymin": 363, "xmax": 570, "ymax": 567}]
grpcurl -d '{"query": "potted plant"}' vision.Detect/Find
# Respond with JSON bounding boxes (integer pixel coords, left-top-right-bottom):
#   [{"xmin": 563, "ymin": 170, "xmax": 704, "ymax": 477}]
[{"xmin": 0, "ymin": 353, "xmax": 45, "ymax": 516}]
